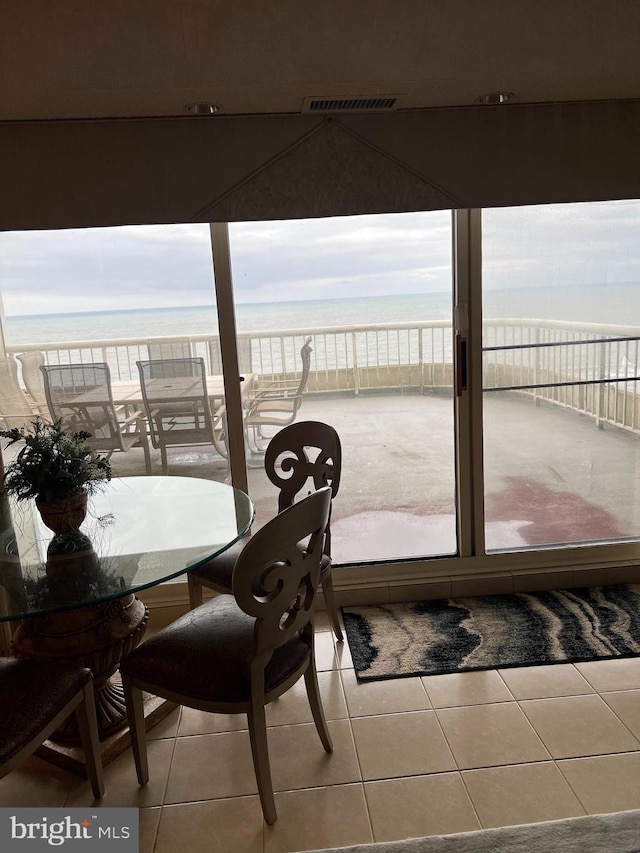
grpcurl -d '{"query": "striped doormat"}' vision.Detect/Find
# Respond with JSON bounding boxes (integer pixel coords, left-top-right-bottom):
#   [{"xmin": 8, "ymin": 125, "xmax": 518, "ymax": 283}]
[{"xmin": 342, "ymin": 583, "xmax": 640, "ymax": 681}]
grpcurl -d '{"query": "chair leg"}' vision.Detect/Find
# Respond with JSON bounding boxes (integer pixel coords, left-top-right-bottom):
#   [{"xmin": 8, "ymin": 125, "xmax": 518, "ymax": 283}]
[
  {"xmin": 75, "ymin": 681, "xmax": 105, "ymax": 799},
  {"xmin": 247, "ymin": 703, "xmax": 277, "ymax": 824},
  {"xmin": 246, "ymin": 452, "xmax": 267, "ymax": 469},
  {"xmin": 122, "ymin": 677, "xmax": 149, "ymax": 785},
  {"xmin": 160, "ymin": 445, "xmax": 168, "ymax": 476},
  {"xmin": 246, "ymin": 423, "xmax": 269, "ymax": 455},
  {"xmin": 321, "ymin": 570, "xmax": 344, "ymax": 642},
  {"xmin": 187, "ymin": 572, "xmax": 203, "ymax": 609},
  {"xmin": 304, "ymin": 663, "xmax": 333, "ymax": 753},
  {"xmin": 140, "ymin": 432, "xmax": 152, "ymax": 476},
  {"xmin": 211, "ymin": 411, "xmax": 228, "ymax": 460}
]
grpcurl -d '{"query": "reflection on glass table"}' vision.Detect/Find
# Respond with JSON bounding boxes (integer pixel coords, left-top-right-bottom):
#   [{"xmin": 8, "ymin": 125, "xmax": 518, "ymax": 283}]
[
  {"xmin": 0, "ymin": 477, "xmax": 254, "ymax": 754},
  {"xmin": 0, "ymin": 476, "xmax": 253, "ymax": 620}
]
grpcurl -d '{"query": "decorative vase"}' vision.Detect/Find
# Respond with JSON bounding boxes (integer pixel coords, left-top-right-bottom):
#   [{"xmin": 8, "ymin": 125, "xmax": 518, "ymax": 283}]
[{"xmin": 35, "ymin": 489, "xmax": 88, "ymax": 535}]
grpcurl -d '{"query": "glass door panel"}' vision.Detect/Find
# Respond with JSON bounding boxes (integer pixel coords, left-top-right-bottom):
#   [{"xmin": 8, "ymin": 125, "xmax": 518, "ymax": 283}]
[
  {"xmin": 0, "ymin": 224, "xmax": 224, "ymax": 480},
  {"xmin": 227, "ymin": 211, "xmax": 457, "ymax": 563},
  {"xmin": 482, "ymin": 201, "xmax": 640, "ymax": 551}
]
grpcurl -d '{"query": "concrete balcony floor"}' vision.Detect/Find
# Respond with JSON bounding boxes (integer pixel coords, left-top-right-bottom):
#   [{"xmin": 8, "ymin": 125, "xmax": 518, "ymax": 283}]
[{"xmin": 102, "ymin": 390, "xmax": 640, "ymax": 565}]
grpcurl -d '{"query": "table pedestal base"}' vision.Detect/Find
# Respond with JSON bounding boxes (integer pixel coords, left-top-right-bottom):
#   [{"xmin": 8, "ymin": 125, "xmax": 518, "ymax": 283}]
[{"xmin": 12, "ymin": 593, "xmax": 148, "ymax": 743}]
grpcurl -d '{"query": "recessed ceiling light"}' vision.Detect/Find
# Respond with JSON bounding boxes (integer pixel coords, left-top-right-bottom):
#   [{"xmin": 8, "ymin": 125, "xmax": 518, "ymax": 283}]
[
  {"xmin": 185, "ymin": 103, "xmax": 222, "ymax": 115},
  {"xmin": 476, "ymin": 92, "xmax": 514, "ymax": 105}
]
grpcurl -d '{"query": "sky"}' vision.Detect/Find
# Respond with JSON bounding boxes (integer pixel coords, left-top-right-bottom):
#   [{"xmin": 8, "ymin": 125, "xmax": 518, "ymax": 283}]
[{"xmin": 0, "ymin": 201, "xmax": 639, "ymax": 317}]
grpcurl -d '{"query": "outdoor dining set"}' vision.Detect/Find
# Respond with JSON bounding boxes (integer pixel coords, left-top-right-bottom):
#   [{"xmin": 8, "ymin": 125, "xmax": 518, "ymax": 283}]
[{"xmin": 0, "ymin": 336, "xmax": 313, "ymax": 474}]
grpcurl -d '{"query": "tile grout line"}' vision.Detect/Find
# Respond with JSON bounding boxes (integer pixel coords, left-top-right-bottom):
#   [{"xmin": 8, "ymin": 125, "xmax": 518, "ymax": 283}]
[
  {"xmin": 511, "ymin": 683, "xmax": 640, "ymax": 814},
  {"xmin": 159, "ymin": 710, "xmax": 182, "ymax": 809},
  {"xmin": 515, "ymin": 693, "xmax": 640, "ymax": 760},
  {"xmin": 418, "ymin": 679, "xmax": 485, "ymax": 831},
  {"xmin": 599, "ymin": 691, "xmax": 640, "ymax": 749}
]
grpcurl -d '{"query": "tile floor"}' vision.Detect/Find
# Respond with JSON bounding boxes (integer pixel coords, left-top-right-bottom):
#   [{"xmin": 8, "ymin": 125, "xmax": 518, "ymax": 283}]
[{"xmin": 3, "ymin": 611, "xmax": 640, "ymax": 852}]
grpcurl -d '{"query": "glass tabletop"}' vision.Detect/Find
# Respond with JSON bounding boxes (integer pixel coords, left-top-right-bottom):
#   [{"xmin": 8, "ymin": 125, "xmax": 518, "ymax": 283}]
[{"xmin": 0, "ymin": 476, "xmax": 254, "ymax": 622}]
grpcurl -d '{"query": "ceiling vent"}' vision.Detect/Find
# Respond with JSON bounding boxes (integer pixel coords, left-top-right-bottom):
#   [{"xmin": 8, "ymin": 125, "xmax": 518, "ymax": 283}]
[{"xmin": 302, "ymin": 95, "xmax": 401, "ymax": 114}]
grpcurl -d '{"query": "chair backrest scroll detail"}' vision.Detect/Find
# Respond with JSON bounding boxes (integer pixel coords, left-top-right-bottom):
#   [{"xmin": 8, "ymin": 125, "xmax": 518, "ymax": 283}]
[{"xmin": 232, "ymin": 486, "xmax": 331, "ymax": 660}]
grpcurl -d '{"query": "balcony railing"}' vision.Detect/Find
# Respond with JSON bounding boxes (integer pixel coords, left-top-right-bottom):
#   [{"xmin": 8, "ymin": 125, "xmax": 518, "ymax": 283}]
[
  {"xmin": 7, "ymin": 318, "xmax": 640, "ymax": 434},
  {"xmin": 8, "ymin": 322, "xmax": 454, "ymax": 394},
  {"xmin": 483, "ymin": 319, "xmax": 640, "ymax": 432}
]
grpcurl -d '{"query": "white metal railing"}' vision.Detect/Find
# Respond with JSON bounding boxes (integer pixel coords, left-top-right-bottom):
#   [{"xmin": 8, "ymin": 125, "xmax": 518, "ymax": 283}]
[
  {"xmin": 482, "ymin": 319, "xmax": 640, "ymax": 432},
  {"xmin": 7, "ymin": 318, "xmax": 640, "ymax": 434},
  {"xmin": 8, "ymin": 322, "xmax": 454, "ymax": 392}
]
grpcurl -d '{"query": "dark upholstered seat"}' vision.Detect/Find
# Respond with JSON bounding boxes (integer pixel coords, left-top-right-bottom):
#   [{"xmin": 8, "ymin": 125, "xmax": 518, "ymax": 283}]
[
  {"xmin": 121, "ymin": 596, "xmax": 311, "ymax": 704},
  {"xmin": 121, "ymin": 487, "xmax": 333, "ymax": 825},
  {"xmin": 187, "ymin": 420, "xmax": 343, "ymax": 640},
  {"xmin": 0, "ymin": 657, "xmax": 104, "ymax": 798}
]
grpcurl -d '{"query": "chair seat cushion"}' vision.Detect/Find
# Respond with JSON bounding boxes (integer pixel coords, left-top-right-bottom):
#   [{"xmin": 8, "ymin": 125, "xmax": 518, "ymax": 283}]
[
  {"xmin": 188, "ymin": 538, "xmax": 245, "ymax": 591},
  {"xmin": 120, "ymin": 595, "xmax": 311, "ymax": 705},
  {"xmin": 0, "ymin": 659, "xmax": 91, "ymax": 764}
]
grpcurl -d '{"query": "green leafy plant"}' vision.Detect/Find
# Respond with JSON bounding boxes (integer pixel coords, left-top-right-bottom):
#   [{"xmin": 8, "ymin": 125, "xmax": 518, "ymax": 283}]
[{"xmin": 0, "ymin": 419, "xmax": 111, "ymax": 504}]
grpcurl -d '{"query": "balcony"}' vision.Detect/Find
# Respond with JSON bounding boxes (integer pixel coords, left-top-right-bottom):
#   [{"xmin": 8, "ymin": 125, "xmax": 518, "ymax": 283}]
[{"xmin": 6, "ymin": 317, "xmax": 640, "ymax": 568}]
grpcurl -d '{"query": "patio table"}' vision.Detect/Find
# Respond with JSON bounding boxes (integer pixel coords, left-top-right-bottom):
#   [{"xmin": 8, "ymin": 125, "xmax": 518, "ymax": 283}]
[{"xmin": 69, "ymin": 372, "xmax": 257, "ymax": 410}]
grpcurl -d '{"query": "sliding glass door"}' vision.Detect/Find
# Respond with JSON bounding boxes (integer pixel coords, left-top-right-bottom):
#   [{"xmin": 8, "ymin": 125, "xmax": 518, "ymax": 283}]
[
  {"xmin": 0, "ymin": 224, "xmax": 224, "ymax": 480},
  {"xmin": 482, "ymin": 201, "xmax": 640, "ymax": 552},
  {"xmin": 226, "ymin": 212, "xmax": 458, "ymax": 564},
  {"xmin": 6, "ymin": 202, "xmax": 640, "ymax": 578}
]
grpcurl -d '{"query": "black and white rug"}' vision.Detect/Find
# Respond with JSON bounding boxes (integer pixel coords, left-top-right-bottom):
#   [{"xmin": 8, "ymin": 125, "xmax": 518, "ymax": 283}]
[{"xmin": 342, "ymin": 583, "xmax": 640, "ymax": 681}]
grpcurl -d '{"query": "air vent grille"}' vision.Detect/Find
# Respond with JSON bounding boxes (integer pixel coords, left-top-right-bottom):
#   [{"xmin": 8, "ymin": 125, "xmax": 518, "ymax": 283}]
[{"xmin": 303, "ymin": 95, "xmax": 400, "ymax": 113}]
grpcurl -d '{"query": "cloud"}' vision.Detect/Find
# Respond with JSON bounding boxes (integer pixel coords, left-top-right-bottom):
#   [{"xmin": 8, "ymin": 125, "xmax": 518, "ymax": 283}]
[
  {"xmin": 482, "ymin": 200, "xmax": 640, "ymax": 288},
  {"xmin": 228, "ymin": 212, "xmax": 452, "ymax": 300},
  {"xmin": 0, "ymin": 224, "xmax": 216, "ymax": 314},
  {"xmin": 0, "ymin": 202, "xmax": 639, "ymax": 317}
]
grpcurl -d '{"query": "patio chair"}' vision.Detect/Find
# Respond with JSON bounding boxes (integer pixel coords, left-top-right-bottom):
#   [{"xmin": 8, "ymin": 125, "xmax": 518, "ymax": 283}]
[
  {"xmin": 208, "ymin": 336, "xmax": 253, "ymax": 375},
  {"xmin": 136, "ymin": 357, "xmax": 227, "ymax": 474},
  {"xmin": 40, "ymin": 362, "xmax": 152, "ymax": 474},
  {"xmin": 0, "ymin": 657, "xmax": 104, "ymax": 799},
  {"xmin": 16, "ymin": 351, "xmax": 48, "ymax": 411},
  {"xmin": 188, "ymin": 420, "xmax": 344, "ymax": 641},
  {"xmin": 244, "ymin": 336, "xmax": 313, "ymax": 453},
  {"xmin": 147, "ymin": 341, "xmax": 191, "ymax": 360},
  {"xmin": 0, "ymin": 356, "xmax": 48, "ymax": 429},
  {"xmin": 121, "ymin": 486, "xmax": 333, "ymax": 825}
]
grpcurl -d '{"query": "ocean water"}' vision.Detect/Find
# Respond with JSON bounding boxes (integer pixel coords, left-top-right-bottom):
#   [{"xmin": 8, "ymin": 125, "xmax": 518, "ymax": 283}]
[
  {"xmin": 4, "ymin": 284, "xmax": 640, "ymax": 346},
  {"xmin": 4, "ymin": 293, "xmax": 451, "ymax": 345}
]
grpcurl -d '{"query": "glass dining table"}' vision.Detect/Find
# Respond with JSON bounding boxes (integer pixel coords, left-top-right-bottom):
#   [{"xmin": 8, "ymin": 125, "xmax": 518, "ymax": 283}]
[{"xmin": 0, "ymin": 476, "xmax": 254, "ymax": 768}]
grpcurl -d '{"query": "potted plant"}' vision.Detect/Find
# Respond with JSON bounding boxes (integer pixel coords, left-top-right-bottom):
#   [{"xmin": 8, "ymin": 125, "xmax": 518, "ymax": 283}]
[{"xmin": 0, "ymin": 419, "xmax": 111, "ymax": 534}]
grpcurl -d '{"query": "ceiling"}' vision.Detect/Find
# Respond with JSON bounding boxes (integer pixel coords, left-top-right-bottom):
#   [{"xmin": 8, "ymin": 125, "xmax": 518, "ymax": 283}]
[{"xmin": 2, "ymin": 0, "xmax": 639, "ymax": 123}]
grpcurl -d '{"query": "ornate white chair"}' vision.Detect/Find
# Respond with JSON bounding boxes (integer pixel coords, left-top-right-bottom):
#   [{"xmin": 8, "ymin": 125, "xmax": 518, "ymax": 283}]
[
  {"xmin": 188, "ymin": 420, "xmax": 344, "ymax": 640},
  {"xmin": 0, "ymin": 658, "xmax": 104, "ymax": 799},
  {"xmin": 121, "ymin": 486, "xmax": 332, "ymax": 824}
]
